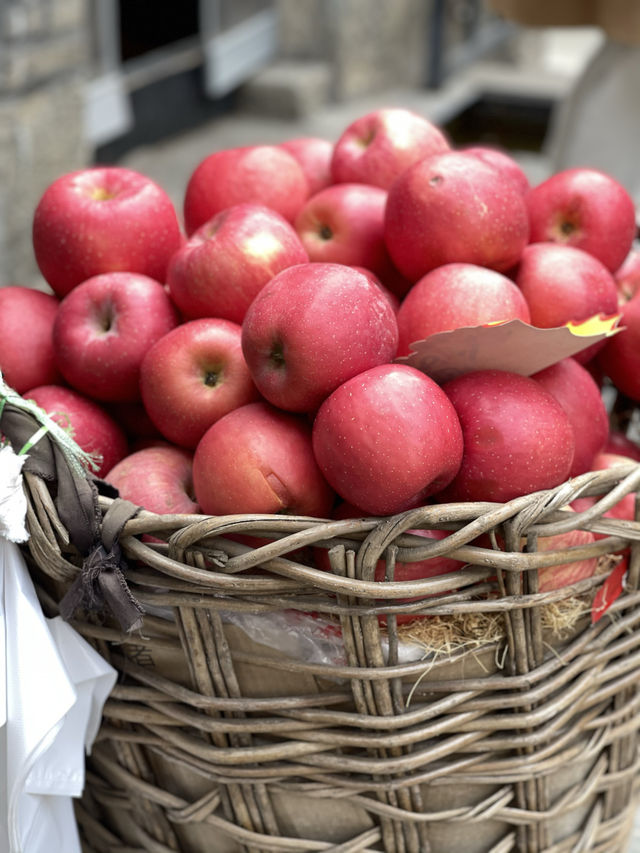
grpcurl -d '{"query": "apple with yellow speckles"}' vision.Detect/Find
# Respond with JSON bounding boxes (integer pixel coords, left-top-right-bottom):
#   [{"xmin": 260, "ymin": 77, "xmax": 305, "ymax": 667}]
[
  {"xmin": 0, "ymin": 286, "xmax": 62, "ymax": 393},
  {"xmin": 167, "ymin": 204, "xmax": 309, "ymax": 324},
  {"xmin": 25, "ymin": 383, "xmax": 128, "ymax": 478},
  {"xmin": 311, "ymin": 363, "xmax": 463, "ymax": 515},
  {"xmin": 330, "ymin": 107, "xmax": 450, "ymax": 190},
  {"xmin": 280, "ymin": 136, "xmax": 333, "ymax": 196},
  {"xmin": 241, "ymin": 263, "xmax": 399, "ymax": 413},
  {"xmin": 440, "ymin": 370, "xmax": 575, "ymax": 503},
  {"xmin": 614, "ymin": 249, "xmax": 640, "ymax": 303},
  {"xmin": 515, "ymin": 243, "xmax": 619, "ymax": 365},
  {"xmin": 294, "ymin": 183, "xmax": 395, "ymax": 279},
  {"xmin": 183, "ymin": 145, "xmax": 309, "ymax": 235},
  {"xmin": 140, "ymin": 318, "xmax": 260, "ymax": 449},
  {"xmin": 384, "ymin": 150, "xmax": 530, "ymax": 282},
  {"xmin": 396, "ymin": 262, "xmax": 531, "ymax": 357},
  {"xmin": 526, "ymin": 167, "xmax": 636, "ymax": 273},
  {"xmin": 532, "ymin": 357, "xmax": 609, "ymax": 477},
  {"xmin": 52, "ymin": 272, "xmax": 179, "ymax": 402},
  {"xmin": 106, "ymin": 444, "xmax": 200, "ymax": 516},
  {"xmin": 193, "ymin": 401, "xmax": 335, "ymax": 517},
  {"xmin": 462, "ymin": 145, "xmax": 530, "ymax": 195},
  {"xmin": 32, "ymin": 166, "xmax": 183, "ymax": 298}
]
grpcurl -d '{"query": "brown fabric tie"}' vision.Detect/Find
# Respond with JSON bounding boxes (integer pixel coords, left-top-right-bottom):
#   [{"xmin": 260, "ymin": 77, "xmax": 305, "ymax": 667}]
[{"xmin": 59, "ymin": 498, "xmax": 143, "ymax": 632}]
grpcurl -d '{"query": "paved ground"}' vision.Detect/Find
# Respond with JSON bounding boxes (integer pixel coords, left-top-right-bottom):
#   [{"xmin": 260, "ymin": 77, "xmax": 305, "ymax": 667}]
[{"xmin": 115, "ymin": 57, "xmax": 640, "ymax": 853}]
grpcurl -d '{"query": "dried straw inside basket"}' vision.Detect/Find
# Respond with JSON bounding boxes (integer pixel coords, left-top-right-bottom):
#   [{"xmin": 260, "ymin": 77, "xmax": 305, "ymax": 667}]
[{"xmin": 21, "ymin": 457, "xmax": 640, "ymax": 853}]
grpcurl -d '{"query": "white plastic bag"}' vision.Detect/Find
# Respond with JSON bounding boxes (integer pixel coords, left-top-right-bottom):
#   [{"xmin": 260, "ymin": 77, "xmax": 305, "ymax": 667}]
[{"xmin": 0, "ymin": 444, "xmax": 117, "ymax": 853}]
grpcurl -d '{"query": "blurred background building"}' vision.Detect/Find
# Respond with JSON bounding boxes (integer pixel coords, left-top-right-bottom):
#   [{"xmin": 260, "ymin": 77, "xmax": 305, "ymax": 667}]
[{"xmin": 0, "ymin": 0, "xmax": 617, "ymax": 289}]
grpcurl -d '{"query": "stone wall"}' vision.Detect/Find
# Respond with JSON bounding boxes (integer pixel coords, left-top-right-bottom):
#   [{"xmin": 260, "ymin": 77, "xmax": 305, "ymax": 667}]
[
  {"xmin": 0, "ymin": 0, "xmax": 92, "ymax": 289},
  {"xmin": 276, "ymin": 0, "xmax": 432, "ymax": 100},
  {"xmin": 330, "ymin": 0, "xmax": 432, "ymax": 101}
]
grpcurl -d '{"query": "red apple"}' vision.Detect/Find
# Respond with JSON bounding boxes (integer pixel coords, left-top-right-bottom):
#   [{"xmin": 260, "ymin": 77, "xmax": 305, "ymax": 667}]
[
  {"xmin": 515, "ymin": 243, "xmax": 619, "ymax": 364},
  {"xmin": 312, "ymin": 364, "xmax": 464, "ymax": 515},
  {"xmin": 572, "ymin": 451, "xmax": 638, "ymax": 524},
  {"xmin": 241, "ymin": 263, "xmax": 398, "ymax": 413},
  {"xmin": 279, "ymin": 137, "xmax": 333, "ymax": 196},
  {"xmin": 25, "ymin": 384, "xmax": 128, "ymax": 478},
  {"xmin": 32, "ymin": 166, "xmax": 183, "ymax": 297},
  {"xmin": 463, "ymin": 146, "xmax": 530, "ymax": 195},
  {"xmin": 140, "ymin": 318, "xmax": 260, "ymax": 449},
  {"xmin": 193, "ymin": 402, "xmax": 335, "ymax": 517},
  {"xmin": 353, "ymin": 264, "xmax": 413, "ymax": 301},
  {"xmin": 526, "ymin": 167, "xmax": 636, "ymax": 273},
  {"xmin": 597, "ymin": 292, "xmax": 640, "ymax": 401},
  {"xmin": 330, "ymin": 107, "xmax": 450, "ymax": 190},
  {"xmin": 396, "ymin": 263, "xmax": 531, "ymax": 357},
  {"xmin": 532, "ymin": 357, "xmax": 609, "ymax": 477},
  {"xmin": 0, "ymin": 286, "xmax": 61, "ymax": 393},
  {"xmin": 183, "ymin": 145, "xmax": 309, "ymax": 235},
  {"xmin": 529, "ymin": 512, "xmax": 598, "ymax": 592},
  {"xmin": 167, "ymin": 204, "xmax": 308, "ymax": 324},
  {"xmin": 294, "ymin": 183, "xmax": 395, "ymax": 279},
  {"xmin": 614, "ymin": 249, "xmax": 640, "ymax": 303},
  {"xmin": 584, "ymin": 358, "xmax": 606, "ymax": 389},
  {"xmin": 535, "ymin": 533, "xmax": 599, "ymax": 591},
  {"xmin": 351, "ymin": 267, "xmax": 400, "ymax": 313},
  {"xmin": 106, "ymin": 444, "xmax": 199, "ymax": 515},
  {"xmin": 572, "ymin": 451, "xmax": 638, "ymax": 584},
  {"xmin": 106, "ymin": 401, "xmax": 163, "ymax": 442},
  {"xmin": 52, "ymin": 272, "xmax": 179, "ymax": 402},
  {"xmin": 441, "ymin": 370, "xmax": 575, "ymax": 503},
  {"xmin": 384, "ymin": 151, "xmax": 530, "ymax": 281}
]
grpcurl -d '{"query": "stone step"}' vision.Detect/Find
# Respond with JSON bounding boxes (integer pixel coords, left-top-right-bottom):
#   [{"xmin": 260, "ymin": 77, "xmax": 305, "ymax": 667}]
[{"xmin": 237, "ymin": 59, "xmax": 332, "ymax": 120}]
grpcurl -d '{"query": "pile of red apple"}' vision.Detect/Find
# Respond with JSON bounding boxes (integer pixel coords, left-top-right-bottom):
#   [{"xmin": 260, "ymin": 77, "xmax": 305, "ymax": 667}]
[{"xmin": 4, "ymin": 106, "xmax": 640, "ymax": 608}]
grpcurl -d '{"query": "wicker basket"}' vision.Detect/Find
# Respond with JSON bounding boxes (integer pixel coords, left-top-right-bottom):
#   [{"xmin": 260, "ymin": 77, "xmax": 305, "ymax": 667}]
[{"xmin": 7, "ymin": 395, "xmax": 640, "ymax": 853}]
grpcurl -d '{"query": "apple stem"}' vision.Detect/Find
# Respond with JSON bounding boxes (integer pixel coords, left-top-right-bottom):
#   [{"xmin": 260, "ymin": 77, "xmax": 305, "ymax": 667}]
[
  {"xmin": 269, "ymin": 342, "xmax": 286, "ymax": 368},
  {"xmin": 97, "ymin": 299, "xmax": 116, "ymax": 333},
  {"xmin": 358, "ymin": 128, "xmax": 376, "ymax": 148},
  {"xmin": 89, "ymin": 186, "xmax": 116, "ymax": 201}
]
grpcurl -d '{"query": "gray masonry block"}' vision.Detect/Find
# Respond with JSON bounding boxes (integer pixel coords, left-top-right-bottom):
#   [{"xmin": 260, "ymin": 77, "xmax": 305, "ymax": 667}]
[
  {"xmin": 261, "ymin": 0, "xmax": 432, "ymax": 106},
  {"xmin": 49, "ymin": 0, "xmax": 88, "ymax": 33},
  {"xmin": 0, "ymin": 30, "xmax": 88, "ymax": 91},
  {"xmin": 0, "ymin": 79, "xmax": 90, "ymax": 288},
  {"xmin": 276, "ymin": 0, "xmax": 330, "ymax": 60},
  {"xmin": 238, "ymin": 60, "xmax": 332, "ymax": 119},
  {"xmin": 331, "ymin": 0, "xmax": 431, "ymax": 101},
  {"xmin": 2, "ymin": 2, "xmax": 49, "ymax": 39},
  {"xmin": 2, "ymin": 0, "xmax": 87, "ymax": 39},
  {"xmin": 0, "ymin": 0, "xmax": 91, "ymax": 287},
  {"xmin": 0, "ymin": 0, "xmax": 89, "ymax": 41}
]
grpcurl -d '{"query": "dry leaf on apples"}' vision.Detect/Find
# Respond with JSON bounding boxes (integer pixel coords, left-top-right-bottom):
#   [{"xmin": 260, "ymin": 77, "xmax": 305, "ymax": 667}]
[{"xmin": 398, "ymin": 314, "xmax": 623, "ymax": 383}]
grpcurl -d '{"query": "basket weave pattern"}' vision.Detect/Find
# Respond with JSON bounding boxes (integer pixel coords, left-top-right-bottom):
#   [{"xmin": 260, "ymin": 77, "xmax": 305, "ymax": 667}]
[{"xmin": 20, "ymin": 452, "xmax": 640, "ymax": 853}]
